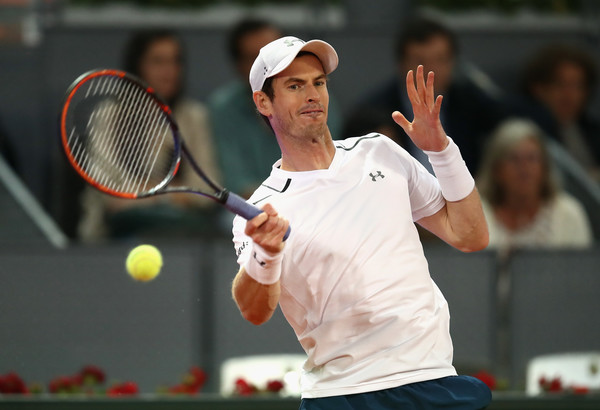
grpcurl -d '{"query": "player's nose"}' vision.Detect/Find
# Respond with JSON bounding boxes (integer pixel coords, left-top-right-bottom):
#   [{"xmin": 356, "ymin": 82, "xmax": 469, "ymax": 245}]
[{"xmin": 305, "ymin": 84, "xmax": 321, "ymax": 103}]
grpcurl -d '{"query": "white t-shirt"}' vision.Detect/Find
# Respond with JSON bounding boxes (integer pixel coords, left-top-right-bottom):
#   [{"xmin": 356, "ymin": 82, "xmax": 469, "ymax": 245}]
[{"xmin": 232, "ymin": 134, "xmax": 457, "ymax": 398}]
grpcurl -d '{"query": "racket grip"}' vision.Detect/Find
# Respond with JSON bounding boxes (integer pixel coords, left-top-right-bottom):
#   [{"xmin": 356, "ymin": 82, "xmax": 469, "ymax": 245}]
[{"xmin": 224, "ymin": 192, "xmax": 291, "ymax": 241}]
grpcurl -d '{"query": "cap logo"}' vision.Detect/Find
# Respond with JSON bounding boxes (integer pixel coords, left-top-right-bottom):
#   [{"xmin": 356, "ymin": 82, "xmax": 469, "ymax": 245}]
[{"xmin": 283, "ymin": 38, "xmax": 305, "ymax": 47}]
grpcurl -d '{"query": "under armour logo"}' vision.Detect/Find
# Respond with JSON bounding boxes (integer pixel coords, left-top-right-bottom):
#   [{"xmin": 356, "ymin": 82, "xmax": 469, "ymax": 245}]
[
  {"xmin": 283, "ymin": 38, "xmax": 305, "ymax": 47},
  {"xmin": 369, "ymin": 171, "xmax": 385, "ymax": 181}
]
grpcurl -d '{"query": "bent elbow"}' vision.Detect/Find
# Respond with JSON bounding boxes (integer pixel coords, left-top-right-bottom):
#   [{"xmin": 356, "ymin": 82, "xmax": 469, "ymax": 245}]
[
  {"xmin": 461, "ymin": 239, "xmax": 489, "ymax": 253},
  {"xmin": 241, "ymin": 309, "xmax": 273, "ymax": 326},
  {"xmin": 453, "ymin": 225, "xmax": 489, "ymax": 253}
]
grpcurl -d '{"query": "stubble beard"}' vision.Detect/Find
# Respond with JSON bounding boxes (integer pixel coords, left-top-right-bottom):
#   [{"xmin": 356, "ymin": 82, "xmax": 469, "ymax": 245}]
[
  {"xmin": 277, "ymin": 114, "xmax": 328, "ymax": 145},
  {"xmin": 303, "ymin": 121, "xmax": 328, "ymax": 143}
]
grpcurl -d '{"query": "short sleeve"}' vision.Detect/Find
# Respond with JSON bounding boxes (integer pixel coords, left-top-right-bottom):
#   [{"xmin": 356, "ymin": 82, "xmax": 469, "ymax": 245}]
[{"xmin": 405, "ymin": 154, "xmax": 446, "ymax": 222}]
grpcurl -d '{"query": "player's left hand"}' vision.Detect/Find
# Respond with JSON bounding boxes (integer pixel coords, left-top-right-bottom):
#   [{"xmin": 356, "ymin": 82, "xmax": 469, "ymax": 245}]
[{"xmin": 391, "ymin": 65, "xmax": 448, "ymax": 152}]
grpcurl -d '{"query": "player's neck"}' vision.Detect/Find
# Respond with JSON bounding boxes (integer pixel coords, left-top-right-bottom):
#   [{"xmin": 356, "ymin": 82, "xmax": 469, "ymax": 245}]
[{"xmin": 279, "ymin": 129, "xmax": 336, "ymax": 172}]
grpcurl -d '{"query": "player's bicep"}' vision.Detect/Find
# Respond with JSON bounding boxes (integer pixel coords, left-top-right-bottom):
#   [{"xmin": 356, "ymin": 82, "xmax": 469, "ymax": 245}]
[{"xmin": 416, "ymin": 205, "xmax": 451, "ymax": 240}]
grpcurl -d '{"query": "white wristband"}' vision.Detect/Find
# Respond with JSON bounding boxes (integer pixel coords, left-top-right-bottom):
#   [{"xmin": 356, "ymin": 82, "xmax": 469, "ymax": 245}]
[
  {"xmin": 424, "ymin": 137, "xmax": 475, "ymax": 202},
  {"xmin": 244, "ymin": 244, "xmax": 283, "ymax": 285}
]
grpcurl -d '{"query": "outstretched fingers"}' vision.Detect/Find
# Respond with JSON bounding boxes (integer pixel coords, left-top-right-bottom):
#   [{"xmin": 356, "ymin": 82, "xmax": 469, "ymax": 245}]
[
  {"xmin": 426, "ymin": 70, "xmax": 436, "ymax": 109},
  {"xmin": 416, "ymin": 65, "xmax": 428, "ymax": 105},
  {"xmin": 391, "ymin": 110, "xmax": 410, "ymax": 133},
  {"xmin": 433, "ymin": 94, "xmax": 443, "ymax": 118},
  {"xmin": 405, "ymin": 69, "xmax": 420, "ymax": 107},
  {"xmin": 407, "ymin": 65, "xmax": 439, "ymax": 116},
  {"xmin": 394, "ymin": 65, "xmax": 447, "ymax": 151}
]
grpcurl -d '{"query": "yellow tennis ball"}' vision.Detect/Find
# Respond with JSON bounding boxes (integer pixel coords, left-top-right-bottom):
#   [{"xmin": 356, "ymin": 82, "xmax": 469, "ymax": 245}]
[{"xmin": 126, "ymin": 244, "xmax": 163, "ymax": 282}]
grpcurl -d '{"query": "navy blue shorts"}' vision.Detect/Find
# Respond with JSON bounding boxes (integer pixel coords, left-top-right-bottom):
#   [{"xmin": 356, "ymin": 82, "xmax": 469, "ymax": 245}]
[{"xmin": 299, "ymin": 375, "xmax": 492, "ymax": 410}]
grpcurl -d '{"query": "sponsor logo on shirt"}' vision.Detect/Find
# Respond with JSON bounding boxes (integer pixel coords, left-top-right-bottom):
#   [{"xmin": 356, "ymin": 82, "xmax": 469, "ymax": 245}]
[{"xmin": 369, "ymin": 171, "xmax": 385, "ymax": 181}]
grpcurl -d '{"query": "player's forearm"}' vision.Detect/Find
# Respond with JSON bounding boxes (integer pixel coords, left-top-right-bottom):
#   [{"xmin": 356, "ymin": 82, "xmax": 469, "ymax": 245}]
[
  {"xmin": 444, "ymin": 188, "xmax": 489, "ymax": 252},
  {"xmin": 232, "ymin": 267, "xmax": 281, "ymax": 325},
  {"xmin": 421, "ymin": 137, "xmax": 489, "ymax": 252}
]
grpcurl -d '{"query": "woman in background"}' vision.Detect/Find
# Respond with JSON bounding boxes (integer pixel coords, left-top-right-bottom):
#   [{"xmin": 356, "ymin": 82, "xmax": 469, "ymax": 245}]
[
  {"xmin": 79, "ymin": 29, "xmax": 221, "ymax": 241},
  {"xmin": 477, "ymin": 118, "xmax": 592, "ymax": 251}
]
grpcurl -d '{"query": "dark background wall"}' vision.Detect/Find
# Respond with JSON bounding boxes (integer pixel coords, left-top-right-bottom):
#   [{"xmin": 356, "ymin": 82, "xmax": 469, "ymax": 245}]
[{"xmin": 1, "ymin": 241, "xmax": 599, "ymax": 393}]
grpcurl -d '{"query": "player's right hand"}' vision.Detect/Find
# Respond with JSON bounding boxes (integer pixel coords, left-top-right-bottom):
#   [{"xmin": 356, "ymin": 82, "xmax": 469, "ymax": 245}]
[{"xmin": 244, "ymin": 203, "xmax": 289, "ymax": 254}]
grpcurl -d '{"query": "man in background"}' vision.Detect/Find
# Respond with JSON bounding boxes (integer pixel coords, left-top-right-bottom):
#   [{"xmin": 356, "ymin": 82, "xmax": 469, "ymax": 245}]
[
  {"xmin": 346, "ymin": 16, "xmax": 508, "ymax": 175},
  {"xmin": 208, "ymin": 18, "xmax": 284, "ymax": 199},
  {"xmin": 519, "ymin": 43, "xmax": 600, "ymax": 182}
]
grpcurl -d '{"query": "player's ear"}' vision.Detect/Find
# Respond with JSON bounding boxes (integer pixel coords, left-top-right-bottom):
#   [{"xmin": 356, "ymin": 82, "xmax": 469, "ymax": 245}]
[{"xmin": 253, "ymin": 91, "xmax": 272, "ymax": 117}]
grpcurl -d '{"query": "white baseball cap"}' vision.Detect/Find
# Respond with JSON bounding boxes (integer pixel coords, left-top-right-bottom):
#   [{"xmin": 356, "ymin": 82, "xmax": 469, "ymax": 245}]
[{"xmin": 249, "ymin": 36, "xmax": 339, "ymax": 92}]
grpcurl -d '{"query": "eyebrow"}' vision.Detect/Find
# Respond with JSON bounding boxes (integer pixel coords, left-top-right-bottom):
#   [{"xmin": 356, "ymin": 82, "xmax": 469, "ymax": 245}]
[{"xmin": 283, "ymin": 74, "xmax": 328, "ymax": 85}]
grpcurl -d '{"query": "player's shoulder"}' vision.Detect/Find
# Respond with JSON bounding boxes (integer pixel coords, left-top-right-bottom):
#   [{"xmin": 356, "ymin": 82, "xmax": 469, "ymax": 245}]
[
  {"xmin": 245, "ymin": 175, "xmax": 289, "ymax": 206},
  {"xmin": 335, "ymin": 133, "xmax": 393, "ymax": 151},
  {"xmin": 336, "ymin": 133, "xmax": 412, "ymax": 161}
]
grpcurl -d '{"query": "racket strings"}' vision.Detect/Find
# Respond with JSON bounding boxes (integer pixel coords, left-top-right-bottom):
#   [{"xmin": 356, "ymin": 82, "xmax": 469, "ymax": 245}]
[
  {"xmin": 66, "ymin": 75, "xmax": 176, "ymax": 195},
  {"xmin": 73, "ymin": 77, "xmax": 132, "ymax": 190}
]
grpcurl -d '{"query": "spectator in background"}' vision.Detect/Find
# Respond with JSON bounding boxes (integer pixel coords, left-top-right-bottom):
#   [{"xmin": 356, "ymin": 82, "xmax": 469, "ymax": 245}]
[
  {"xmin": 208, "ymin": 18, "xmax": 282, "ymax": 199},
  {"xmin": 345, "ymin": 16, "xmax": 508, "ymax": 174},
  {"xmin": 208, "ymin": 17, "xmax": 343, "ymax": 199},
  {"xmin": 519, "ymin": 43, "xmax": 600, "ymax": 182},
  {"xmin": 78, "ymin": 29, "xmax": 221, "ymax": 242},
  {"xmin": 477, "ymin": 118, "xmax": 592, "ymax": 251}
]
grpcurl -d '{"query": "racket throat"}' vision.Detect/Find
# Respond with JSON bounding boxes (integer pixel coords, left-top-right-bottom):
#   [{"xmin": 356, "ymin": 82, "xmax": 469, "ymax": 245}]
[{"xmin": 216, "ymin": 189, "xmax": 231, "ymax": 204}]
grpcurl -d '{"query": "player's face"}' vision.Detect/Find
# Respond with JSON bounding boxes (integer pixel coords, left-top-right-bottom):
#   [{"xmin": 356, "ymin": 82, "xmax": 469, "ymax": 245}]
[
  {"xmin": 496, "ymin": 138, "xmax": 545, "ymax": 199},
  {"xmin": 401, "ymin": 34, "xmax": 454, "ymax": 94},
  {"xmin": 267, "ymin": 54, "xmax": 330, "ymax": 140},
  {"xmin": 139, "ymin": 37, "xmax": 182, "ymax": 101}
]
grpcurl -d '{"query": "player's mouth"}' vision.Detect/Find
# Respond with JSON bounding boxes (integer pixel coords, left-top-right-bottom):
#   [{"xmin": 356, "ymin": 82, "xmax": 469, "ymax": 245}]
[{"xmin": 299, "ymin": 106, "xmax": 324, "ymax": 117}]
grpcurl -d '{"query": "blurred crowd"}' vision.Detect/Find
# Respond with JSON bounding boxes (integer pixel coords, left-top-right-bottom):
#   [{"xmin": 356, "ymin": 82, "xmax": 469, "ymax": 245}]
[{"xmin": 1, "ymin": 13, "xmax": 598, "ymax": 252}]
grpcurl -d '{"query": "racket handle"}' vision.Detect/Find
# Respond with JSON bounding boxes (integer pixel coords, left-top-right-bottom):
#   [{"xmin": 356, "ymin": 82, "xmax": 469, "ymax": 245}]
[{"xmin": 224, "ymin": 192, "xmax": 291, "ymax": 241}]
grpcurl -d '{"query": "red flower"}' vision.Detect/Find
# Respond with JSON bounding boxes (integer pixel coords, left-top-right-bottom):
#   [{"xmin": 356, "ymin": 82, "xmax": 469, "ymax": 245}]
[
  {"xmin": 472, "ymin": 370, "xmax": 496, "ymax": 391},
  {"xmin": 107, "ymin": 381, "xmax": 138, "ymax": 397},
  {"xmin": 48, "ymin": 375, "xmax": 80, "ymax": 394},
  {"xmin": 80, "ymin": 365, "xmax": 105, "ymax": 385},
  {"xmin": 166, "ymin": 366, "xmax": 207, "ymax": 395},
  {"xmin": 0, "ymin": 372, "xmax": 29, "ymax": 394},
  {"xmin": 548, "ymin": 377, "xmax": 563, "ymax": 392},
  {"xmin": 183, "ymin": 366, "xmax": 207, "ymax": 393},
  {"xmin": 266, "ymin": 380, "xmax": 285, "ymax": 393},
  {"xmin": 539, "ymin": 376, "xmax": 563, "ymax": 393},
  {"xmin": 234, "ymin": 378, "xmax": 256, "ymax": 396},
  {"xmin": 571, "ymin": 385, "xmax": 590, "ymax": 395}
]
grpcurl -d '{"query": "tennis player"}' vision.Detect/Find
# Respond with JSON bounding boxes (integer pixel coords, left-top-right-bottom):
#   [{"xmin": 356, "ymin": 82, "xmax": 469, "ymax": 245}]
[{"xmin": 230, "ymin": 36, "xmax": 491, "ymax": 409}]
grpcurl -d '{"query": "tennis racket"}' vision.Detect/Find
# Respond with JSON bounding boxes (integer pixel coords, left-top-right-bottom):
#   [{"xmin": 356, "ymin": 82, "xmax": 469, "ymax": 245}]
[{"xmin": 59, "ymin": 69, "xmax": 290, "ymax": 239}]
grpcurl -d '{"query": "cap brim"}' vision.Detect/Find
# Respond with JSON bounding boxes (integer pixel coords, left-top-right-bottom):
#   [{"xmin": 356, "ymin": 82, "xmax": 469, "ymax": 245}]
[{"xmin": 299, "ymin": 40, "xmax": 339, "ymax": 75}]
